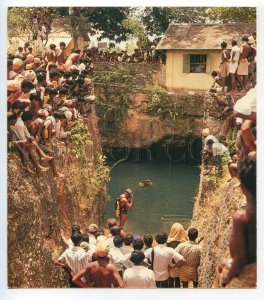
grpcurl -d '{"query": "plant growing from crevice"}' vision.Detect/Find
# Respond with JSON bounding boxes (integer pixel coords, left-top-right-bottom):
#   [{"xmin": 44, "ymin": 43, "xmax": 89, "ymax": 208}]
[{"xmin": 69, "ymin": 122, "xmax": 90, "ymax": 160}]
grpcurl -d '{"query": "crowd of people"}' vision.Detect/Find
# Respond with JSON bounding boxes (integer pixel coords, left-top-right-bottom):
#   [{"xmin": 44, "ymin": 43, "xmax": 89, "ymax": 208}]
[
  {"xmin": 82, "ymin": 46, "xmax": 166, "ymax": 64},
  {"xmin": 7, "ymin": 42, "xmax": 96, "ymax": 176},
  {"xmin": 56, "ymin": 218, "xmax": 202, "ymax": 288},
  {"xmin": 210, "ymin": 33, "xmax": 256, "ymax": 94},
  {"xmin": 7, "ymin": 33, "xmax": 256, "ymax": 288},
  {"xmin": 202, "ymin": 34, "xmax": 256, "ymax": 287}
]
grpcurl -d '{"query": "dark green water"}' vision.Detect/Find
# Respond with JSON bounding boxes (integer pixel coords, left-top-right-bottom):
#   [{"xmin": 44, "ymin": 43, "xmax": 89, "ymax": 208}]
[{"xmin": 104, "ymin": 161, "xmax": 200, "ymax": 236}]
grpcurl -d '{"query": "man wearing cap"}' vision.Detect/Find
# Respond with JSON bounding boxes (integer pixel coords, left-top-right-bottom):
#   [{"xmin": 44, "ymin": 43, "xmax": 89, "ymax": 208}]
[
  {"xmin": 119, "ymin": 189, "xmax": 134, "ymax": 228},
  {"xmin": 12, "ymin": 58, "xmax": 25, "ymax": 82},
  {"xmin": 72, "ymin": 241, "xmax": 123, "ymax": 288},
  {"xmin": 123, "ymin": 250, "xmax": 156, "ymax": 288}
]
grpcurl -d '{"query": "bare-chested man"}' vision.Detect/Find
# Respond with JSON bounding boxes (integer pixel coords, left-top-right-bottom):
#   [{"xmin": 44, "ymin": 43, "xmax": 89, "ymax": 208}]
[
  {"xmin": 45, "ymin": 44, "xmax": 57, "ymax": 67},
  {"xmin": 219, "ymin": 42, "xmax": 230, "ymax": 92},
  {"xmin": 221, "ymin": 155, "xmax": 256, "ymax": 287},
  {"xmin": 72, "ymin": 241, "xmax": 123, "ymax": 288},
  {"xmin": 119, "ymin": 189, "xmax": 134, "ymax": 228},
  {"xmin": 64, "ymin": 49, "xmax": 81, "ymax": 71},
  {"xmin": 57, "ymin": 41, "xmax": 67, "ymax": 70},
  {"xmin": 237, "ymin": 36, "xmax": 251, "ymax": 90}
]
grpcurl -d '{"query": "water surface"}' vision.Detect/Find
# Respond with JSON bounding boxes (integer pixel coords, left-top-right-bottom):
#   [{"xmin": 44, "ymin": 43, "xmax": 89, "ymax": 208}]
[{"xmin": 105, "ymin": 160, "xmax": 200, "ymax": 236}]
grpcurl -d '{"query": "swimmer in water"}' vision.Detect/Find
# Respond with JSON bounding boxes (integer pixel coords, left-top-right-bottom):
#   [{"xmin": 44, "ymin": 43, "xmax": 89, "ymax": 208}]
[{"xmin": 138, "ymin": 179, "xmax": 152, "ymax": 188}]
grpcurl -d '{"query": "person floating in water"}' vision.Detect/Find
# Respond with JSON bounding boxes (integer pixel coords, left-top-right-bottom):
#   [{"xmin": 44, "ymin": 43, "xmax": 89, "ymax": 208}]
[
  {"xmin": 119, "ymin": 189, "xmax": 134, "ymax": 229},
  {"xmin": 138, "ymin": 179, "xmax": 152, "ymax": 188}
]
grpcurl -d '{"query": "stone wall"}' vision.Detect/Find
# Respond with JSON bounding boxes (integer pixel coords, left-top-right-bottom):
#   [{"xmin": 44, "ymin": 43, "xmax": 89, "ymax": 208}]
[{"xmin": 93, "ymin": 63, "xmax": 204, "ymax": 148}]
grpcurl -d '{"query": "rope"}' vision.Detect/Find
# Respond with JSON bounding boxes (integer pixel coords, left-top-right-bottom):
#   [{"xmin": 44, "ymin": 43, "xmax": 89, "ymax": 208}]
[{"xmin": 166, "ymin": 95, "xmax": 177, "ymax": 204}]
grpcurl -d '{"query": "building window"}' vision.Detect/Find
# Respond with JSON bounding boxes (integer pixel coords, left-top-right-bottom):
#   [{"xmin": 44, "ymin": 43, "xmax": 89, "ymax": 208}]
[
  {"xmin": 183, "ymin": 54, "xmax": 210, "ymax": 73},
  {"xmin": 190, "ymin": 55, "xmax": 207, "ymax": 73}
]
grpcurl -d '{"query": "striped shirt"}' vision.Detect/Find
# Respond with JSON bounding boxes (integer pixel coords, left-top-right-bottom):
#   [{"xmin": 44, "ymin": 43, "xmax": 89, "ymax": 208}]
[
  {"xmin": 175, "ymin": 241, "xmax": 202, "ymax": 281},
  {"xmin": 58, "ymin": 246, "xmax": 92, "ymax": 280}
]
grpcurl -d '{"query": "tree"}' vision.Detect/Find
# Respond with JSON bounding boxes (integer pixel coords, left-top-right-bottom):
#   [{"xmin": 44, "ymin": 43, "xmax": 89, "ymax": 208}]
[
  {"xmin": 122, "ymin": 18, "xmax": 150, "ymax": 48},
  {"xmin": 142, "ymin": 7, "xmax": 207, "ymax": 41},
  {"xmin": 207, "ymin": 7, "xmax": 256, "ymax": 23},
  {"xmin": 8, "ymin": 7, "xmax": 131, "ymax": 48},
  {"xmin": 81, "ymin": 7, "xmax": 131, "ymax": 42},
  {"xmin": 8, "ymin": 7, "xmax": 65, "ymax": 37}
]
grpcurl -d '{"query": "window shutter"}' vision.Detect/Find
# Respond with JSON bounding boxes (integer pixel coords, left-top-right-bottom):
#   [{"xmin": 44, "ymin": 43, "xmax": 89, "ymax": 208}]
[
  {"xmin": 206, "ymin": 54, "xmax": 211, "ymax": 74},
  {"xmin": 183, "ymin": 54, "xmax": 190, "ymax": 73}
]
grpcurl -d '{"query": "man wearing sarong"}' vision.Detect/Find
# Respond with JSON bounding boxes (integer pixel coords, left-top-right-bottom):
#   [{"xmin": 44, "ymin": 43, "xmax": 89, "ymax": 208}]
[
  {"xmin": 237, "ymin": 36, "xmax": 251, "ymax": 90},
  {"xmin": 219, "ymin": 42, "xmax": 230, "ymax": 92},
  {"xmin": 175, "ymin": 228, "xmax": 202, "ymax": 288}
]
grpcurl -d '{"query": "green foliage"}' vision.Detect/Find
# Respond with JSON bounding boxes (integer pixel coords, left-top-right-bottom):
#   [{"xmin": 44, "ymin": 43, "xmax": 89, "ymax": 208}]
[
  {"xmin": 145, "ymin": 92, "xmax": 179, "ymax": 121},
  {"xmin": 96, "ymin": 94, "xmax": 131, "ymax": 133},
  {"xmin": 207, "ymin": 7, "xmax": 256, "ymax": 24},
  {"xmin": 8, "ymin": 7, "xmax": 61, "ymax": 38},
  {"xmin": 81, "ymin": 7, "xmax": 131, "ymax": 42},
  {"xmin": 122, "ymin": 18, "xmax": 150, "ymax": 48},
  {"xmin": 70, "ymin": 122, "xmax": 90, "ymax": 159},
  {"xmin": 142, "ymin": 7, "xmax": 207, "ymax": 40},
  {"xmin": 94, "ymin": 153, "xmax": 111, "ymax": 185},
  {"xmin": 144, "ymin": 80, "xmax": 181, "ymax": 121},
  {"xmin": 92, "ymin": 64, "xmax": 137, "ymax": 133}
]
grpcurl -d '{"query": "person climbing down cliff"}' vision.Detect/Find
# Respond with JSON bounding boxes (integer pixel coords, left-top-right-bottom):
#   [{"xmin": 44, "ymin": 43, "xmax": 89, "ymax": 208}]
[
  {"xmin": 118, "ymin": 189, "xmax": 134, "ymax": 229},
  {"xmin": 219, "ymin": 155, "xmax": 256, "ymax": 287},
  {"xmin": 203, "ymin": 139, "xmax": 230, "ymax": 175}
]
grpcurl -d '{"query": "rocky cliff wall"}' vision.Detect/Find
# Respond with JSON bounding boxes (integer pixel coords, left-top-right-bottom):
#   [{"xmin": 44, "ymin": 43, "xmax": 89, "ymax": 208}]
[
  {"xmin": 191, "ymin": 91, "xmax": 253, "ymax": 288},
  {"xmin": 93, "ymin": 63, "xmax": 204, "ymax": 148},
  {"xmin": 8, "ymin": 121, "xmax": 109, "ymax": 288}
]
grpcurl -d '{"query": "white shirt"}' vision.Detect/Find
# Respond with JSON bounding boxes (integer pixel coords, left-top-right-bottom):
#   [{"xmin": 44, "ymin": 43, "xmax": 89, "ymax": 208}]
[
  {"xmin": 109, "ymin": 247, "xmax": 125, "ymax": 270},
  {"xmin": 234, "ymin": 87, "xmax": 256, "ymax": 117},
  {"xmin": 145, "ymin": 244, "xmax": 184, "ymax": 281},
  {"xmin": 78, "ymin": 63, "xmax": 86, "ymax": 72},
  {"xmin": 88, "ymin": 233, "xmax": 97, "ymax": 246},
  {"xmin": 58, "ymin": 246, "xmax": 92, "ymax": 280},
  {"xmin": 105, "ymin": 236, "xmax": 114, "ymax": 248},
  {"xmin": 121, "ymin": 252, "xmax": 150, "ymax": 269},
  {"xmin": 204, "ymin": 135, "xmax": 219, "ymax": 150},
  {"xmin": 10, "ymin": 118, "xmax": 30, "ymax": 141},
  {"xmin": 121, "ymin": 245, "xmax": 134, "ymax": 255},
  {"xmin": 212, "ymin": 142, "xmax": 228, "ymax": 156},
  {"xmin": 230, "ymin": 45, "xmax": 241, "ymax": 62},
  {"xmin": 123, "ymin": 266, "xmax": 156, "ymax": 288}
]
